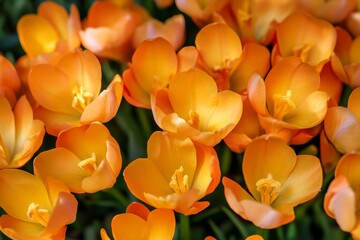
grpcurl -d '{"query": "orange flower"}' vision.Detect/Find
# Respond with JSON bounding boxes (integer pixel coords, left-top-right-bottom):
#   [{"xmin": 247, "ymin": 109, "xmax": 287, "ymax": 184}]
[
  {"xmin": 297, "ymin": 0, "xmax": 356, "ymax": 23},
  {"xmin": 28, "ymin": 49, "xmax": 123, "ymax": 136},
  {"xmin": 16, "ymin": 1, "xmax": 81, "ymax": 83},
  {"xmin": 123, "ymin": 37, "xmax": 178, "ymax": 109},
  {"xmin": 324, "ymin": 152, "xmax": 360, "ymax": 239},
  {"xmin": 0, "ymin": 56, "xmax": 21, "ymax": 107},
  {"xmin": 100, "ymin": 202, "xmax": 175, "ymax": 240},
  {"xmin": 272, "ymin": 11, "xmax": 336, "ymax": 71},
  {"xmin": 324, "ymin": 87, "xmax": 360, "ymax": 153},
  {"xmin": 0, "ymin": 96, "xmax": 45, "ymax": 169},
  {"xmin": 132, "ymin": 14, "xmax": 185, "ymax": 50},
  {"xmin": 79, "ymin": 0, "xmax": 142, "ymax": 62},
  {"xmin": 175, "ymin": 0, "xmax": 230, "ymax": 26},
  {"xmin": 34, "ymin": 122, "xmax": 122, "ymax": 194},
  {"xmin": 151, "ymin": 68, "xmax": 242, "ymax": 146},
  {"xmin": 223, "ymin": 137, "xmax": 323, "ymax": 229},
  {"xmin": 123, "ymin": 131, "xmax": 221, "ymax": 215},
  {"xmin": 247, "ymin": 56, "xmax": 328, "ymax": 143},
  {"xmin": 0, "ymin": 169, "xmax": 77, "ymax": 239}
]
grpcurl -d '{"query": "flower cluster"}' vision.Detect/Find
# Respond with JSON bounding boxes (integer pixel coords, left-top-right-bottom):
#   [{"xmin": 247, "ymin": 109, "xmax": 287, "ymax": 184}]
[{"xmin": 1, "ymin": 0, "xmax": 360, "ymax": 239}]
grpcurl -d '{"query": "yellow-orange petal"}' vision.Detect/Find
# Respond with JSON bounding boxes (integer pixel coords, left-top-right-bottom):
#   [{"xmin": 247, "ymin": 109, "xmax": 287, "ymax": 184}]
[
  {"xmin": 0, "ymin": 215, "xmax": 47, "ymax": 239},
  {"xmin": 10, "ymin": 96, "xmax": 45, "ymax": 168},
  {"xmin": 0, "ymin": 169, "xmax": 52, "ymax": 222},
  {"xmin": 131, "ymin": 37, "xmax": 177, "ymax": 93},
  {"xmin": 81, "ymin": 75, "xmax": 123, "ymax": 124},
  {"xmin": 38, "ymin": 1, "xmax": 68, "ymax": 39},
  {"xmin": 34, "ymin": 148, "xmax": 86, "ymax": 193},
  {"xmin": 347, "ymin": 87, "xmax": 360, "ymax": 121},
  {"xmin": 147, "ymin": 131, "xmax": 196, "ymax": 185},
  {"xmin": 273, "ymin": 155, "xmax": 322, "ymax": 208},
  {"xmin": 324, "ymin": 107, "xmax": 360, "ymax": 153},
  {"xmin": 28, "ymin": 64, "xmax": 77, "ymax": 115},
  {"xmin": 147, "ymin": 208, "xmax": 175, "ymax": 239},
  {"xmin": 17, "ymin": 15, "xmax": 59, "ymax": 58},
  {"xmin": 320, "ymin": 129, "xmax": 341, "ymax": 172},
  {"xmin": 0, "ymin": 96, "xmax": 15, "ymax": 160},
  {"xmin": 230, "ymin": 42, "xmax": 270, "ymax": 94},
  {"xmin": 126, "ymin": 202, "xmax": 150, "ymax": 221},
  {"xmin": 195, "ymin": 22, "xmax": 242, "ymax": 71},
  {"xmin": 111, "ymin": 213, "xmax": 147, "ymax": 240},
  {"xmin": 335, "ymin": 153, "xmax": 360, "ymax": 189},
  {"xmin": 247, "ymin": 73, "xmax": 268, "ymax": 115},
  {"xmin": 132, "ymin": 14, "xmax": 185, "ymax": 50},
  {"xmin": 123, "ymin": 69, "xmax": 152, "ymax": 108},
  {"xmin": 324, "ymin": 175, "xmax": 356, "ymax": 232},
  {"xmin": 283, "ymin": 91, "xmax": 329, "ymax": 128},
  {"xmin": 177, "ymin": 46, "xmax": 198, "ymax": 72},
  {"xmin": 57, "ymin": 50, "xmax": 102, "ymax": 97},
  {"xmin": 246, "ymin": 235, "xmax": 264, "ymax": 240},
  {"xmin": 265, "ymin": 57, "xmax": 320, "ymax": 110},
  {"xmin": 243, "ymin": 137, "xmax": 297, "ymax": 201}
]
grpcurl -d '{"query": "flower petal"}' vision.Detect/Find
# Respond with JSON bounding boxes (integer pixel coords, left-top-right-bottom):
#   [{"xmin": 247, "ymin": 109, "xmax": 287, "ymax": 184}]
[
  {"xmin": 243, "ymin": 137, "xmax": 297, "ymax": 201},
  {"xmin": 147, "ymin": 208, "xmax": 175, "ymax": 240},
  {"xmin": 273, "ymin": 155, "xmax": 322, "ymax": 208},
  {"xmin": 335, "ymin": 153, "xmax": 360, "ymax": 189}
]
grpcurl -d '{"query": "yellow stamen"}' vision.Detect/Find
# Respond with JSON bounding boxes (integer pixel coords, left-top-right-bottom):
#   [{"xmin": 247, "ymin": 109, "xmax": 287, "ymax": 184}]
[
  {"xmin": 188, "ymin": 110, "xmax": 200, "ymax": 129},
  {"xmin": 273, "ymin": 90, "xmax": 296, "ymax": 120},
  {"xmin": 27, "ymin": 203, "xmax": 50, "ymax": 227},
  {"xmin": 256, "ymin": 173, "xmax": 281, "ymax": 205},
  {"xmin": 170, "ymin": 166, "xmax": 189, "ymax": 194},
  {"xmin": 78, "ymin": 152, "xmax": 97, "ymax": 175},
  {"xmin": 72, "ymin": 85, "xmax": 93, "ymax": 113}
]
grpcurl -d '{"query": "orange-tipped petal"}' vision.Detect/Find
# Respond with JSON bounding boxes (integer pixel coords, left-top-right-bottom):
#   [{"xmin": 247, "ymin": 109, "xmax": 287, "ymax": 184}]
[
  {"xmin": 335, "ymin": 153, "xmax": 360, "ymax": 188},
  {"xmin": 347, "ymin": 87, "xmax": 360, "ymax": 121}
]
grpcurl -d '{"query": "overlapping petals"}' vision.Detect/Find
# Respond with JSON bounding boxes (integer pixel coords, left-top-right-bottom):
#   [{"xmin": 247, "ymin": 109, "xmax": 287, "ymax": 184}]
[
  {"xmin": 248, "ymin": 56, "xmax": 329, "ymax": 143},
  {"xmin": 0, "ymin": 169, "xmax": 77, "ymax": 239},
  {"xmin": 223, "ymin": 137, "xmax": 323, "ymax": 229},
  {"xmin": 100, "ymin": 202, "xmax": 175, "ymax": 240},
  {"xmin": 324, "ymin": 153, "xmax": 360, "ymax": 239},
  {"xmin": 151, "ymin": 68, "xmax": 243, "ymax": 146},
  {"xmin": 124, "ymin": 131, "xmax": 221, "ymax": 215},
  {"xmin": 34, "ymin": 122, "xmax": 122, "ymax": 193},
  {"xmin": 0, "ymin": 96, "xmax": 45, "ymax": 169},
  {"xmin": 28, "ymin": 49, "xmax": 123, "ymax": 136}
]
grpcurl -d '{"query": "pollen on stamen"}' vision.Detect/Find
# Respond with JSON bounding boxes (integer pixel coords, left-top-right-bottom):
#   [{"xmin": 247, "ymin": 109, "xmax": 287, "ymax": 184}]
[
  {"xmin": 72, "ymin": 85, "xmax": 94, "ymax": 113},
  {"xmin": 256, "ymin": 173, "xmax": 281, "ymax": 205},
  {"xmin": 273, "ymin": 90, "xmax": 296, "ymax": 120},
  {"xmin": 169, "ymin": 165, "xmax": 189, "ymax": 194},
  {"xmin": 78, "ymin": 152, "xmax": 98, "ymax": 175},
  {"xmin": 27, "ymin": 203, "xmax": 50, "ymax": 227}
]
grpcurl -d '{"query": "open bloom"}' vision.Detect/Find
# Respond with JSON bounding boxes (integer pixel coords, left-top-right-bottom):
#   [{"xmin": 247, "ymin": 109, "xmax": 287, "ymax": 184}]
[
  {"xmin": 247, "ymin": 56, "xmax": 329, "ymax": 144},
  {"xmin": 223, "ymin": 137, "xmax": 323, "ymax": 229},
  {"xmin": 34, "ymin": 122, "xmax": 122, "ymax": 193},
  {"xmin": 0, "ymin": 169, "xmax": 78, "ymax": 239},
  {"xmin": 123, "ymin": 131, "xmax": 221, "ymax": 215},
  {"xmin": 100, "ymin": 202, "xmax": 175, "ymax": 240},
  {"xmin": 0, "ymin": 56, "xmax": 21, "ymax": 107},
  {"xmin": 123, "ymin": 37, "xmax": 178, "ymax": 108},
  {"xmin": 79, "ymin": 0, "xmax": 141, "ymax": 62},
  {"xmin": 324, "ymin": 152, "xmax": 360, "ymax": 239},
  {"xmin": 28, "ymin": 49, "xmax": 123, "ymax": 136},
  {"xmin": 324, "ymin": 87, "xmax": 360, "ymax": 154},
  {"xmin": 151, "ymin": 68, "xmax": 242, "ymax": 146},
  {"xmin": 272, "ymin": 11, "xmax": 336, "ymax": 71},
  {"xmin": 0, "ymin": 96, "xmax": 45, "ymax": 169}
]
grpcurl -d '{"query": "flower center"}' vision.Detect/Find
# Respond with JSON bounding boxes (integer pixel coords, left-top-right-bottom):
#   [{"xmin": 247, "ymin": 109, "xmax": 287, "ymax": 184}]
[
  {"xmin": 170, "ymin": 166, "xmax": 189, "ymax": 194},
  {"xmin": 256, "ymin": 173, "xmax": 281, "ymax": 205},
  {"xmin": 188, "ymin": 110, "xmax": 200, "ymax": 129},
  {"xmin": 27, "ymin": 203, "xmax": 50, "ymax": 227},
  {"xmin": 272, "ymin": 90, "xmax": 296, "ymax": 120},
  {"xmin": 78, "ymin": 152, "xmax": 97, "ymax": 175},
  {"xmin": 72, "ymin": 85, "xmax": 93, "ymax": 113}
]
